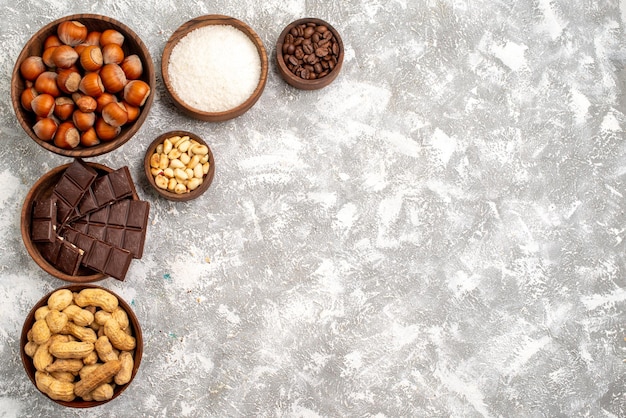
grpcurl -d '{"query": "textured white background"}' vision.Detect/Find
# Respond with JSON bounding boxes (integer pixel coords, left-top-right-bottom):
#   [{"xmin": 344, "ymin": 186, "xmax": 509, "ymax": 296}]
[{"xmin": 0, "ymin": 0, "xmax": 625, "ymax": 417}]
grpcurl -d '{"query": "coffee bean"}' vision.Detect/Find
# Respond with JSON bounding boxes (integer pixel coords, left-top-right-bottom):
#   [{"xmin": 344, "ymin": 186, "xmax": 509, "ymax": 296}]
[{"xmin": 281, "ymin": 21, "xmax": 340, "ymax": 81}]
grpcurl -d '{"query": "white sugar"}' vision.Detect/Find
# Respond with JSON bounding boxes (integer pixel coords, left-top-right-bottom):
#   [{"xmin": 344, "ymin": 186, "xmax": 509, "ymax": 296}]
[{"xmin": 168, "ymin": 25, "xmax": 261, "ymax": 112}]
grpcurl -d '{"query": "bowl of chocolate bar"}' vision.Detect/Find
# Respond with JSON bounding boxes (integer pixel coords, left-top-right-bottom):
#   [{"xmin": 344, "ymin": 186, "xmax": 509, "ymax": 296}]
[{"xmin": 20, "ymin": 159, "xmax": 150, "ymax": 282}]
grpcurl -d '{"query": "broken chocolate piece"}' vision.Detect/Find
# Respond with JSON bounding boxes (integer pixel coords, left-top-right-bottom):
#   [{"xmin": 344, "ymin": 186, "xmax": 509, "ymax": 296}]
[
  {"xmin": 38, "ymin": 235, "xmax": 84, "ymax": 276},
  {"xmin": 52, "ymin": 159, "xmax": 98, "ymax": 225},
  {"xmin": 31, "ymin": 198, "xmax": 57, "ymax": 243}
]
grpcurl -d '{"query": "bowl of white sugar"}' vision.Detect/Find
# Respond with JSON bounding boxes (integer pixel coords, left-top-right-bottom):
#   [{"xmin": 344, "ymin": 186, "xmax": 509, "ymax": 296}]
[{"xmin": 162, "ymin": 15, "xmax": 268, "ymax": 122}]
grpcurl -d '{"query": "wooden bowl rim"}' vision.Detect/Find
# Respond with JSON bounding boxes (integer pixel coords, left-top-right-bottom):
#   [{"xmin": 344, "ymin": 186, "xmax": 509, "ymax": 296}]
[
  {"xmin": 20, "ymin": 283, "xmax": 143, "ymax": 408},
  {"xmin": 275, "ymin": 17, "xmax": 344, "ymax": 90},
  {"xmin": 11, "ymin": 13, "xmax": 156, "ymax": 158},
  {"xmin": 161, "ymin": 14, "xmax": 268, "ymax": 122},
  {"xmin": 20, "ymin": 161, "xmax": 139, "ymax": 282},
  {"xmin": 144, "ymin": 130, "xmax": 215, "ymax": 201}
]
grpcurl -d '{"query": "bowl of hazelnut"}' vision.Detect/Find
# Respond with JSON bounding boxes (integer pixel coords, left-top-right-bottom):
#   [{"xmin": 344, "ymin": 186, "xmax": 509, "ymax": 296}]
[
  {"xmin": 144, "ymin": 131, "xmax": 215, "ymax": 201},
  {"xmin": 20, "ymin": 284, "xmax": 143, "ymax": 407},
  {"xmin": 276, "ymin": 18, "xmax": 344, "ymax": 90},
  {"xmin": 11, "ymin": 14, "xmax": 155, "ymax": 157}
]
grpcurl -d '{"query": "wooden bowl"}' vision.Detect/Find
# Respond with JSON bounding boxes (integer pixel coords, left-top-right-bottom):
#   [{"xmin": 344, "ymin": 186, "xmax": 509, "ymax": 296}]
[
  {"xmin": 11, "ymin": 14, "xmax": 155, "ymax": 158},
  {"xmin": 21, "ymin": 161, "xmax": 139, "ymax": 282},
  {"xmin": 20, "ymin": 284, "xmax": 143, "ymax": 407},
  {"xmin": 144, "ymin": 131, "xmax": 215, "ymax": 201},
  {"xmin": 276, "ymin": 18, "xmax": 344, "ymax": 90},
  {"xmin": 161, "ymin": 15, "xmax": 268, "ymax": 121}
]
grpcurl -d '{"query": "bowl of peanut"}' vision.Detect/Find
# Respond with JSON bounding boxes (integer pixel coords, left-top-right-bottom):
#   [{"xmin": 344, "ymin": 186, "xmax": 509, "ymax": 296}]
[
  {"xmin": 144, "ymin": 130, "xmax": 215, "ymax": 201},
  {"xmin": 20, "ymin": 284, "xmax": 143, "ymax": 407},
  {"xmin": 11, "ymin": 14, "xmax": 155, "ymax": 157}
]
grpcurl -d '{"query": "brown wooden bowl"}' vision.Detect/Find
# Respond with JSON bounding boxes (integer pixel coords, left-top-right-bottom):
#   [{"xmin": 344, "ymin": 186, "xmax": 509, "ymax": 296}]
[
  {"xmin": 20, "ymin": 283, "xmax": 143, "ymax": 407},
  {"xmin": 144, "ymin": 131, "xmax": 215, "ymax": 201},
  {"xmin": 11, "ymin": 14, "xmax": 155, "ymax": 158},
  {"xmin": 161, "ymin": 15, "xmax": 268, "ymax": 121},
  {"xmin": 276, "ymin": 18, "xmax": 344, "ymax": 90},
  {"xmin": 21, "ymin": 161, "xmax": 139, "ymax": 282}
]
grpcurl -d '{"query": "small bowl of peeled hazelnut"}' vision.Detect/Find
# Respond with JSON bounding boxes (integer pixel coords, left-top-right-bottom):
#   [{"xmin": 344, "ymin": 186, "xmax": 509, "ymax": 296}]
[
  {"xmin": 144, "ymin": 130, "xmax": 215, "ymax": 201},
  {"xmin": 11, "ymin": 14, "xmax": 155, "ymax": 158},
  {"xmin": 20, "ymin": 284, "xmax": 143, "ymax": 407}
]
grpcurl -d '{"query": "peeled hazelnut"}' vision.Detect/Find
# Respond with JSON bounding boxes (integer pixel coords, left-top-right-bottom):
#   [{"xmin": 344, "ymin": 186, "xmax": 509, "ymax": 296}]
[
  {"xmin": 72, "ymin": 110, "xmax": 96, "ymax": 131},
  {"xmin": 51, "ymin": 45, "xmax": 79, "ymax": 69},
  {"xmin": 21, "ymin": 87, "xmax": 39, "ymax": 112},
  {"xmin": 20, "ymin": 56, "xmax": 46, "ymax": 81},
  {"xmin": 79, "ymin": 72, "xmax": 104, "ymax": 97},
  {"xmin": 73, "ymin": 93, "xmax": 98, "ymax": 113},
  {"xmin": 53, "ymin": 96, "xmax": 75, "ymax": 120},
  {"xmin": 56, "ymin": 68, "xmax": 81, "ymax": 94},
  {"xmin": 54, "ymin": 121, "xmax": 80, "ymax": 149},
  {"xmin": 100, "ymin": 63, "xmax": 127, "ymax": 93},
  {"xmin": 34, "ymin": 71, "xmax": 61, "ymax": 97},
  {"xmin": 80, "ymin": 127, "xmax": 100, "ymax": 147},
  {"xmin": 32, "ymin": 117, "xmax": 58, "ymax": 141},
  {"xmin": 102, "ymin": 43, "xmax": 124, "ymax": 65},
  {"xmin": 101, "ymin": 102, "xmax": 128, "ymax": 127},
  {"xmin": 57, "ymin": 21, "xmax": 88, "ymax": 46},
  {"xmin": 95, "ymin": 92, "xmax": 118, "ymax": 113},
  {"xmin": 94, "ymin": 117, "xmax": 120, "ymax": 141},
  {"xmin": 123, "ymin": 80, "xmax": 150, "ymax": 107},
  {"xmin": 31, "ymin": 93, "xmax": 55, "ymax": 118},
  {"xmin": 79, "ymin": 45, "xmax": 103, "ymax": 71},
  {"xmin": 100, "ymin": 29, "xmax": 124, "ymax": 46},
  {"xmin": 120, "ymin": 54, "xmax": 143, "ymax": 80}
]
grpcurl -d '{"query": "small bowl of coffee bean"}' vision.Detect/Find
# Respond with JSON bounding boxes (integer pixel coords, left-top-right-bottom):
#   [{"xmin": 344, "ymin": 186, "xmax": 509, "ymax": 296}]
[{"xmin": 276, "ymin": 18, "xmax": 344, "ymax": 90}]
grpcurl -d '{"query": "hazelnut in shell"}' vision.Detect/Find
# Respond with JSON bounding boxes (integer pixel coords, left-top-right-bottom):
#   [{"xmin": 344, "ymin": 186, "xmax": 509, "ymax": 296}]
[
  {"xmin": 95, "ymin": 117, "xmax": 120, "ymax": 141},
  {"xmin": 79, "ymin": 45, "xmax": 103, "ymax": 72},
  {"xmin": 57, "ymin": 21, "xmax": 88, "ymax": 46},
  {"xmin": 100, "ymin": 63, "xmax": 127, "ymax": 94},
  {"xmin": 34, "ymin": 71, "xmax": 61, "ymax": 97},
  {"xmin": 102, "ymin": 43, "xmax": 124, "ymax": 65},
  {"xmin": 53, "ymin": 121, "xmax": 80, "ymax": 149},
  {"xmin": 51, "ymin": 45, "xmax": 79, "ymax": 69},
  {"xmin": 20, "ymin": 56, "xmax": 46, "ymax": 81},
  {"xmin": 120, "ymin": 54, "xmax": 143, "ymax": 80},
  {"xmin": 123, "ymin": 80, "xmax": 150, "ymax": 107},
  {"xmin": 56, "ymin": 68, "xmax": 81, "ymax": 94},
  {"xmin": 53, "ymin": 96, "xmax": 75, "ymax": 120},
  {"xmin": 101, "ymin": 102, "xmax": 128, "ymax": 127},
  {"xmin": 32, "ymin": 118, "xmax": 58, "ymax": 142},
  {"xmin": 100, "ymin": 29, "xmax": 124, "ymax": 46},
  {"xmin": 80, "ymin": 127, "xmax": 100, "ymax": 147},
  {"xmin": 79, "ymin": 72, "xmax": 105, "ymax": 97},
  {"xmin": 31, "ymin": 93, "xmax": 55, "ymax": 118},
  {"xmin": 21, "ymin": 87, "xmax": 38, "ymax": 112}
]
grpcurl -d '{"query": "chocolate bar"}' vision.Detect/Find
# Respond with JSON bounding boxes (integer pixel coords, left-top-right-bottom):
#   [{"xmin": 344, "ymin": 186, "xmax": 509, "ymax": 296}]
[
  {"xmin": 63, "ymin": 227, "xmax": 133, "ymax": 281},
  {"xmin": 71, "ymin": 199, "xmax": 149, "ymax": 258},
  {"xmin": 31, "ymin": 198, "xmax": 57, "ymax": 243},
  {"xmin": 71, "ymin": 166, "xmax": 136, "ymax": 221},
  {"xmin": 39, "ymin": 236, "xmax": 84, "ymax": 276},
  {"xmin": 53, "ymin": 159, "xmax": 98, "ymax": 225}
]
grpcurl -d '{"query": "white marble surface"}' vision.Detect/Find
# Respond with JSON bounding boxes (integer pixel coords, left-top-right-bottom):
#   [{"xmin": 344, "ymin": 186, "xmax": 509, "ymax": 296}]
[{"xmin": 1, "ymin": 0, "xmax": 626, "ymax": 416}]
